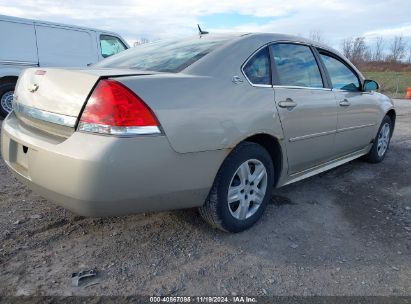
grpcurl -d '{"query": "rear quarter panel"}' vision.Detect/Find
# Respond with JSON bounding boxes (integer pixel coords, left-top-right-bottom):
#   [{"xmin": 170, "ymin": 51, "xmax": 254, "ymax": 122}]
[{"xmin": 117, "ymin": 74, "xmax": 285, "ymax": 154}]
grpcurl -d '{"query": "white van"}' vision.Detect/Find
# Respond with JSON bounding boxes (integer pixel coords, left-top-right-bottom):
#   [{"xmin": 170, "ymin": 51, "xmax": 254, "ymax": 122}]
[{"xmin": 0, "ymin": 15, "xmax": 129, "ymax": 117}]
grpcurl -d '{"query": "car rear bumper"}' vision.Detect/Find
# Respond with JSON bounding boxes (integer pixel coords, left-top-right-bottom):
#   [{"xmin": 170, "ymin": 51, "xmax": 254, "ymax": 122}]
[{"xmin": 1, "ymin": 113, "xmax": 227, "ymax": 216}]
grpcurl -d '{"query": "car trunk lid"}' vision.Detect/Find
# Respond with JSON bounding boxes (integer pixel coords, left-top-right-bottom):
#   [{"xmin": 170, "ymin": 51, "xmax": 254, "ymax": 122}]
[{"xmin": 13, "ymin": 68, "xmax": 155, "ymax": 137}]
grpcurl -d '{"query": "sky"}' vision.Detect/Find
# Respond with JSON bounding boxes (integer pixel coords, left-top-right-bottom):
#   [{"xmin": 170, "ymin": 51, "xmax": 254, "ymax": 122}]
[{"xmin": 1, "ymin": 0, "xmax": 411, "ymax": 50}]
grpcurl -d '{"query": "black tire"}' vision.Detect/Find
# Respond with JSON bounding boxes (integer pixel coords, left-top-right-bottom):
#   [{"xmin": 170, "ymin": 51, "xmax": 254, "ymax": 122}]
[
  {"xmin": 199, "ymin": 142, "xmax": 274, "ymax": 233},
  {"xmin": 0, "ymin": 82, "xmax": 16, "ymax": 118},
  {"xmin": 364, "ymin": 115, "xmax": 392, "ymax": 163}
]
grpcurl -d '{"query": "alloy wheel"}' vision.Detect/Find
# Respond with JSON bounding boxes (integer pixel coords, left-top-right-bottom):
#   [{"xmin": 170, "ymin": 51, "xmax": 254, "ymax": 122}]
[
  {"xmin": 227, "ymin": 159, "xmax": 268, "ymax": 220},
  {"xmin": 377, "ymin": 122, "xmax": 390, "ymax": 157}
]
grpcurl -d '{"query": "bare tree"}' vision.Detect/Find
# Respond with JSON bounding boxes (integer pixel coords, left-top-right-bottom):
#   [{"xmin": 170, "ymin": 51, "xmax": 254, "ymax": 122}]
[
  {"xmin": 352, "ymin": 37, "xmax": 368, "ymax": 63},
  {"xmin": 372, "ymin": 36, "xmax": 384, "ymax": 61},
  {"xmin": 340, "ymin": 34, "xmax": 410, "ymax": 64},
  {"xmin": 342, "ymin": 37, "xmax": 368, "ymax": 64},
  {"xmin": 309, "ymin": 30, "xmax": 324, "ymax": 43},
  {"xmin": 364, "ymin": 48, "xmax": 372, "ymax": 62},
  {"xmin": 342, "ymin": 38, "xmax": 353, "ymax": 59},
  {"xmin": 387, "ymin": 35, "xmax": 406, "ymax": 62}
]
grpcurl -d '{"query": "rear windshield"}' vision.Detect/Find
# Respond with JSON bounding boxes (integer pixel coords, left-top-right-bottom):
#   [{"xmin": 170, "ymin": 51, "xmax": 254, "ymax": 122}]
[{"xmin": 94, "ymin": 37, "xmax": 230, "ymax": 73}]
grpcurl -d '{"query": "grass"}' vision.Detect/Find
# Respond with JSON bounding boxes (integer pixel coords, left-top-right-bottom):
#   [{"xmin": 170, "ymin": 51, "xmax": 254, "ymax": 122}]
[{"xmin": 363, "ymin": 71, "xmax": 411, "ymax": 98}]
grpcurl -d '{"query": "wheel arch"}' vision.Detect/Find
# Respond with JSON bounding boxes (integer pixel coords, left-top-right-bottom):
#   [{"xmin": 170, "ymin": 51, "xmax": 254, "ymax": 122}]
[
  {"xmin": 386, "ymin": 109, "xmax": 396, "ymax": 135},
  {"xmin": 0, "ymin": 75, "xmax": 18, "ymax": 86},
  {"xmin": 241, "ymin": 133, "xmax": 283, "ymax": 187}
]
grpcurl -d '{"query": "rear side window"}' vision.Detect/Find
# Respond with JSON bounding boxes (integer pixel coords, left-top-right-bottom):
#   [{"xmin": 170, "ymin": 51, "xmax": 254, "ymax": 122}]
[
  {"xmin": 320, "ymin": 53, "xmax": 360, "ymax": 91},
  {"xmin": 243, "ymin": 47, "xmax": 271, "ymax": 85},
  {"xmin": 271, "ymin": 44, "xmax": 323, "ymax": 88},
  {"xmin": 100, "ymin": 35, "xmax": 127, "ymax": 58}
]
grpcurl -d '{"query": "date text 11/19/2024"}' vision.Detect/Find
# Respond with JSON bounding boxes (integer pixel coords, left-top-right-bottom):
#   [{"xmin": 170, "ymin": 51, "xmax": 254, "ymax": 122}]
[{"xmin": 149, "ymin": 296, "xmax": 258, "ymax": 303}]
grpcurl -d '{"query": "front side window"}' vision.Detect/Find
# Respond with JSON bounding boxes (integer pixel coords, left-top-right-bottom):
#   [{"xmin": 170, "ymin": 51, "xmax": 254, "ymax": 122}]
[
  {"xmin": 100, "ymin": 35, "xmax": 127, "ymax": 58},
  {"xmin": 243, "ymin": 47, "xmax": 271, "ymax": 85},
  {"xmin": 320, "ymin": 53, "xmax": 360, "ymax": 91},
  {"xmin": 271, "ymin": 43, "xmax": 323, "ymax": 88}
]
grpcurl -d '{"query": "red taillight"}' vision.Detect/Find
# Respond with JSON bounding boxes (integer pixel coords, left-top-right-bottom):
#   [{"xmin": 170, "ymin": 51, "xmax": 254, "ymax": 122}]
[{"xmin": 78, "ymin": 79, "xmax": 161, "ymax": 135}]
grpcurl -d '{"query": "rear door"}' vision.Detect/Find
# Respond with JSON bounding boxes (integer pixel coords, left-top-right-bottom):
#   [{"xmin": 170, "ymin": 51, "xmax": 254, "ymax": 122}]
[
  {"xmin": 270, "ymin": 43, "xmax": 338, "ymax": 174},
  {"xmin": 317, "ymin": 51, "xmax": 379, "ymax": 156},
  {"xmin": 35, "ymin": 24, "xmax": 98, "ymax": 67}
]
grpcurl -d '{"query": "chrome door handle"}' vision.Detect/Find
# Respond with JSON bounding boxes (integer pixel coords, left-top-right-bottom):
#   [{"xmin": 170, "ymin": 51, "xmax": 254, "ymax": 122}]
[
  {"xmin": 278, "ymin": 98, "xmax": 297, "ymax": 109},
  {"xmin": 339, "ymin": 99, "xmax": 351, "ymax": 107}
]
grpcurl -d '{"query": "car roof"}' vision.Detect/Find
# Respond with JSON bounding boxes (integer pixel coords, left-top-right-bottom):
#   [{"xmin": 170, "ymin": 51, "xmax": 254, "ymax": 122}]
[
  {"xmin": 236, "ymin": 32, "xmax": 338, "ymax": 53},
  {"xmin": 186, "ymin": 32, "xmax": 341, "ymax": 56}
]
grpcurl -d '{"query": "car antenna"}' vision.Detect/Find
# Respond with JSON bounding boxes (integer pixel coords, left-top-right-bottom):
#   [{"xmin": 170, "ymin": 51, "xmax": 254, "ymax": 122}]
[{"xmin": 198, "ymin": 24, "xmax": 209, "ymax": 36}]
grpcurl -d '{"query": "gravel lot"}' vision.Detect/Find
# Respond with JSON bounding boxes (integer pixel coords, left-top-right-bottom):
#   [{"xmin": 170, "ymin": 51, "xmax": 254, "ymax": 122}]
[{"xmin": 0, "ymin": 100, "xmax": 410, "ymax": 297}]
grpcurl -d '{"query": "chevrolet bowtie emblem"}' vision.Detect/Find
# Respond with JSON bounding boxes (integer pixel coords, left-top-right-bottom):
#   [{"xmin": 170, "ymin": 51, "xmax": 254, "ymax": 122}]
[{"xmin": 28, "ymin": 83, "xmax": 39, "ymax": 93}]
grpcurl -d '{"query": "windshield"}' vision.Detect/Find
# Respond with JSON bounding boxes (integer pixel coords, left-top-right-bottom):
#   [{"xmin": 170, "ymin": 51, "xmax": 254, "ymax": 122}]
[{"xmin": 94, "ymin": 36, "xmax": 230, "ymax": 73}]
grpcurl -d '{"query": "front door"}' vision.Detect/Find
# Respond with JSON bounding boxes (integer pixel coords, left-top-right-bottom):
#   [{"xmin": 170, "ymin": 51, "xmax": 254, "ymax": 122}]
[
  {"xmin": 270, "ymin": 43, "xmax": 338, "ymax": 174},
  {"xmin": 318, "ymin": 52, "xmax": 379, "ymax": 156}
]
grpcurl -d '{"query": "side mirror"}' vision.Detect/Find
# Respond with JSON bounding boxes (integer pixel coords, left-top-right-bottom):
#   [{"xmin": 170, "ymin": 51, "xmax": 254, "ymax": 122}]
[{"xmin": 363, "ymin": 80, "xmax": 379, "ymax": 92}]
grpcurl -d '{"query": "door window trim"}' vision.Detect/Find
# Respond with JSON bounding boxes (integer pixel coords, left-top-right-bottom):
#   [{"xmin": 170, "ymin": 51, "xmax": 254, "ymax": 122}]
[
  {"xmin": 316, "ymin": 48, "xmax": 362, "ymax": 92},
  {"xmin": 269, "ymin": 41, "xmax": 330, "ymax": 91},
  {"xmin": 241, "ymin": 40, "xmax": 359, "ymax": 92},
  {"xmin": 241, "ymin": 44, "xmax": 273, "ymax": 88}
]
